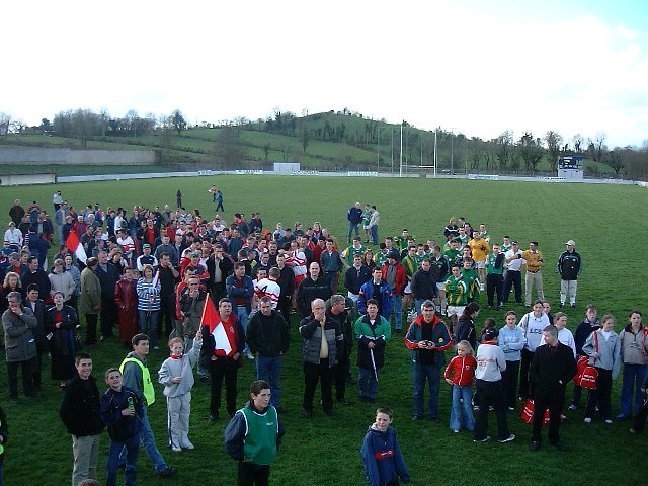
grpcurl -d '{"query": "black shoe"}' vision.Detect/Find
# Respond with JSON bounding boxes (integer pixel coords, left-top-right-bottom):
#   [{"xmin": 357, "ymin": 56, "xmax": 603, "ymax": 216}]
[
  {"xmin": 337, "ymin": 398, "xmax": 352, "ymax": 406},
  {"xmin": 157, "ymin": 466, "xmax": 177, "ymax": 478},
  {"xmin": 208, "ymin": 413, "xmax": 219, "ymax": 422},
  {"xmin": 559, "ymin": 303, "xmax": 564, "ymax": 308},
  {"xmin": 303, "ymin": 410, "xmax": 313, "ymax": 419},
  {"xmin": 8, "ymin": 397, "xmax": 18, "ymax": 404},
  {"xmin": 323, "ymin": 408, "xmax": 335, "ymax": 417},
  {"xmin": 571, "ymin": 304, "xmax": 576, "ymax": 308},
  {"xmin": 199, "ymin": 376, "xmax": 209, "ymax": 383},
  {"xmin": 529, "ymin": 440, "xmax": 541, "ymax": 452},
  {"xmin": 394, "ymin": 328, "xmax": 402, "ymax": 334},
  {"xmin": 429, "ymin": 417, "xmax": 440, "ymax": 423},
  {"xmin": 412, "ymin": 414, "xmax": 422, "ymax": 421}
]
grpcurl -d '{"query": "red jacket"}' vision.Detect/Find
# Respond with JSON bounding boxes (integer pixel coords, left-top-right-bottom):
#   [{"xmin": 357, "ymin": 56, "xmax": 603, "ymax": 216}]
[
  {"xmin": 444, "ymin": 354, "xmax": 477, "ymax": 386},
  {"xmin": 382, "ymin": 262, "xmax": 407, "ymax": 295}
]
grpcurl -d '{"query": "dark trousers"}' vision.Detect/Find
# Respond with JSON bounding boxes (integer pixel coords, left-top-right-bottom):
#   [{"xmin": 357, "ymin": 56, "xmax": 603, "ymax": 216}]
[
  {"xmin": 7, "ymin": 358, "xmax": 34, "ymax": 399},
  {"xmin": 532, "ymin": 387, "xmax": 566, "ymax": 443},
  {"xmin": 502, "ymin": 270, "xmax": 522, "ymax": 304},
  {"xmin": 585, "ymin": 368, "xmax": 613, "ymax": 420},
  {"xmin": 334, "ymin": 354, "xmax": 349, "ymax": 401},
  {"xmin": 303, "ymin": 358, "xmax": 333, "ymax": 412},
  {"xmin": 474, "ymin": 379, "xmax": 510, "ymax": 441},
  {"xmin": 632, "ymin": 394, "xmax": 648, "ymax": 432},
  {"xmin": 501, "ymin": 359, "xmax": 520, "ymax": 409},
  {"xmin": 216, "ymin": 202, "xmax": 224, "ymax": 212},
  {"xmin": 237, "ymin": 462, "xmax": 269, "ymax": 486},
  {"xmin": 33, "ymin": 342, "xmax": 46, "ymax": 389},
  {"xmin": 277, "ymin": 298, "xmax": 292, "ymax": 329},
  {"xmin": 518, "ymin": 349, "xmax": 535, "ymax": 400},
  {"xmin": 85, "ymin": 314, "xmax": 98, "ymax": 345},
  {"xmin": 209, "ymin": 357, "xmax": 239, "ymax": 416},
  {"xmin": 101, "ymin": 297, "xmax": 117, "ymax": 338},
  {"xmin": 486, "ymin": 273, "xmax": 503, "ymax": 307},
  {"xmin": 158, "ymin": 293, "xmax": 176, "ymax": 338},
  {"xmin": 210, "ymin": 282, "xmax": 227, "ymax": 305}
]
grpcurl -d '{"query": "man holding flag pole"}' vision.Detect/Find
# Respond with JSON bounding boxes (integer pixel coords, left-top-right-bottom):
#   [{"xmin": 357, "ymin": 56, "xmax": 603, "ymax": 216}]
[{"xmin": 200, "ymin": 296, "xmax": 245, "ymax": 422}]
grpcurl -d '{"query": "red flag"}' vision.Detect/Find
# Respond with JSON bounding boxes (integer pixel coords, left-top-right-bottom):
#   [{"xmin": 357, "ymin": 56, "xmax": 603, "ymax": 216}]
[
  {"xmin": 201, "ymin": 294, "xmax": 232, "ymax": 354},
  {"xmin": 65, "ymin": 229, "xmax": 87, "ymax": 263}
]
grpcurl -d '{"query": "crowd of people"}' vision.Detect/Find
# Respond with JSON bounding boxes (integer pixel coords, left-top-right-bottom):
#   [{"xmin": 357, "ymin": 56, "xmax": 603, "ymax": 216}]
[{"xmin": 1, "ymin": 191, "xmax": 647, "ymax": 486}]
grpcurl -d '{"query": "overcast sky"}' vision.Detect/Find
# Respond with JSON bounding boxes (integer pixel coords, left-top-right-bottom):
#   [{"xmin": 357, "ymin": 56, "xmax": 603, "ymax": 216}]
[{"xmin": 3, "ymin": 0, "xmax": 647, "ymax": 147}]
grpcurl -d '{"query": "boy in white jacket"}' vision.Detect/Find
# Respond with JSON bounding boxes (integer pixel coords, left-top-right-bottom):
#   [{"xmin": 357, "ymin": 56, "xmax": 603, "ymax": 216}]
[{"xmin": 158, "ymin": 329, "xmax": 202, "ymax": 452}]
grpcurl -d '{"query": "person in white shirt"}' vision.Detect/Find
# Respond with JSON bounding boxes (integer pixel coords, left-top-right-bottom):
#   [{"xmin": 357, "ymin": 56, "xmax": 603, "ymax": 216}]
[
  {"xmin": 4, "ymin": 222, "xmax": 22, "ymax": 246},
  {"xmin": 517, "ymin": 300, "xmax": 551, "ymax": 400},
  {"xmin": 501, "ymin": 241, "xmax": 523, "ymax": 305}
]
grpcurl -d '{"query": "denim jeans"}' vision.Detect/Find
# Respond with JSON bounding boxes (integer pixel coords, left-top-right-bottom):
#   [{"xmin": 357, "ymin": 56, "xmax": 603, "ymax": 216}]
[
  {"xmin": 358, "ymin": 367, "xmax": 380, "ymax": 399},
  {"xmin": 619, "ymin": 363, "xmax": 647, "ymax": 417},
  {"xmin": 413, "ymin": 359, "xmax": 444, "ymax": 418},
  {"xmin": 371, "ymin": 225, "xmax": 379, "ymax": 245},
  {"xmin": 450, "ymin": 385, "xmax": 475, "ymax": 431},
  {"xmin": 107, "ymin": 433, "xmax": 139, "ymax": 486},
  {"xmin": 256, "ymin": 355, "xmax": 281, "ymax": 407},
  {"xmin": 120, "ymin": 406, "xmax": 166, "ymax": 473},
  {"xmin": 138, "ymin": 310, "xmax": 159, "ymax": 348},
  {"xmin": 347, "ymin": 222, "xmax": 359, "ymax": 242}
]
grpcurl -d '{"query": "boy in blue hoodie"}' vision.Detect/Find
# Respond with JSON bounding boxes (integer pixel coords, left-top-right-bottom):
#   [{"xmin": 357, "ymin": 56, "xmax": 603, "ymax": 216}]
[
  {"xmin": 360, "ymin": 407, "xmax": 410, "ymax": 486},
  {"xmin": 100, "ymin": 368, "xmax": 143, "ymax": 486}
]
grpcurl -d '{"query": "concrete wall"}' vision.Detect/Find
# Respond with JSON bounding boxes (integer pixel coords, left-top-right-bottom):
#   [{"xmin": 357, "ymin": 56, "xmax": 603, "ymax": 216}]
[
  {"xmin": 0, "ymin": 173, "xmax": 56, "ymax": 185},
  {"xmin": 0, "ymin": 147, "xmax": 156, "ymax": 165}
]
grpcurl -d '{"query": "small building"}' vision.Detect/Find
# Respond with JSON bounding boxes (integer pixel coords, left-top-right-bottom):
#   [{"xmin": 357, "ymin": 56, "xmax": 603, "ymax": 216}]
[{"xmin": 557, "ymin": 155, "xmax": 583, "ymax": 180}]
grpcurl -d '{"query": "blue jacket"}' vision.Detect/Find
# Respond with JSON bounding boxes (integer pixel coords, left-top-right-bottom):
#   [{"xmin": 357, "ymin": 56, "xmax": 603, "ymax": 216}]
[
  {"xmin": 360, "ymin": 425, "xmax": 410, "ymax": 486},
  {"xmin": 225, "ymin": 274, "xmax": 254, "ymax": 313},
  {"xmin": 348, "ymin": 207, "xmax": 362, "ymax": 225},
  {"xmin": 358, "ymin": 280, "xmax": 392, "ymax": 317},
  {"xmin": 100, "ymin": 385, "xmax": 143, "ymax": 441}
]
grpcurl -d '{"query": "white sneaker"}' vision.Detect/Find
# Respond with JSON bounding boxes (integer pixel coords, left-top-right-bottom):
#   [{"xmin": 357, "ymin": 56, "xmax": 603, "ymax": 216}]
[
  {"xmin": 498, "ymin": 434, "xmax": 515, "ymax": 443},
  {"xmin": 183, "ymin": 441, "xmax": 194, "ymax": 450},
  {"xmin": 604, "ymin": 419, "xmax": 613, "ymax": 424},
  {"xmin": 584, "ymin": 417, "xmax": 592, "ymax": 424},
  {"xmin": 171, "ymin": 446, "xmax": 182, "ymax": 453},
  {"xmin": 453, "ymin": 429, "xmax": 460, "ymax": 433}
]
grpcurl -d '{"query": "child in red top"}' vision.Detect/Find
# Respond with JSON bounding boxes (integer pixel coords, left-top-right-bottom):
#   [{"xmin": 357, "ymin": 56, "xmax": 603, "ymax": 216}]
[{"xmin": 444, "ymin": 340, "xmax": 477, "ymax": 432}]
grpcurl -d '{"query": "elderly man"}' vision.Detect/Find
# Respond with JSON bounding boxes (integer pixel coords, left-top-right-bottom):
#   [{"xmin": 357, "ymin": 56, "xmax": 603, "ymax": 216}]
[
  {"xmin": 557, "ymin": 239, "xmax": 581, "ymax": 308},
  {"xmin": 3, "ymin": 291, "xmax": 37, "ymax": 402},
  {"xmin": 528, "ymin": 325, "xmax": 577, "ymax": 452},
  {"xmin": 299, "ymin": 298, "xmax": 343, "ymax": 418},
  {"xmin": 346, "ymin": 202, "xmax": 363, "ymax": 243}
]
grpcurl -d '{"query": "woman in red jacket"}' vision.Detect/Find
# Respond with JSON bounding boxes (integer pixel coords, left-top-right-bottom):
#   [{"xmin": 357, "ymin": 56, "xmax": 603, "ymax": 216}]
[{"xmin": 114, "ymin": 266, "xmax": 139, "ymax": 346}]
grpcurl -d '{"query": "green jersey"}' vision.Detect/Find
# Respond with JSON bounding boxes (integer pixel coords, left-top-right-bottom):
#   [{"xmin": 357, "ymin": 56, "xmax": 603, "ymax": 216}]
[{"xmin": 444, "ymin": 276, "xmax": 468, "ymax": 306}]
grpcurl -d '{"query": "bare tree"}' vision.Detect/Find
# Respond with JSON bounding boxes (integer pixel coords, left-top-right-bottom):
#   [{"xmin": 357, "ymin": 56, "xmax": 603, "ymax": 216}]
[
  {"xmin": 594, "ymin": 132, "xmax": 607, "ymax": 163},
  {"xmin": 171, "ymin": 109, "xmax": 186, "ymax": 135},
  {"xmin": 213, "ymin": 127, "xmax": 248, "ymax": 169},
  {"xmin": 0, "ymin": 112, "xmax": 10, "ymax": 135},
  {"xmin": 572, "ymin": 134, "xmax": 584, "ymax": 153}
]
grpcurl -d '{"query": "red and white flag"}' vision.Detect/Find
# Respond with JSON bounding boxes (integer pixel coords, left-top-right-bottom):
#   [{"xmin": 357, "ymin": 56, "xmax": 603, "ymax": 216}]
[
  {"xmin": 200, "ymin": 294, "xmax": 232, "ymax": 354},
  {"xmin": 66, "ymin": 229, "xmax": 87, "ymax": 263}
]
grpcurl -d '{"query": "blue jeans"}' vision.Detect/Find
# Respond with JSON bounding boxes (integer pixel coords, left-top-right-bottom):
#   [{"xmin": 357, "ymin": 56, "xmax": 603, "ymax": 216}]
[
  {"xmin": 370, "ymin": 225, "xmax": 379, "ymax": 245},
  {"xmin": 120, "ymin": 406, "xmax": 166, "ymax": 473},
  {"xmin": 619, "ymin": 363, "xmax": 647, "ymax": 417},
  {"xmin": 138, "ymin": 310, "xmax": 159, "ymax": 348},
  {"xmin": 414, "ymin": 298, "xmax": 425, "ymax": 316},
  {"xmin": 358, "ymin": 367, "xmax": 380, "ymax": 399},
  {"xmin": 413, "ymin": 359, "xmax": 444, "ymax": 418},
  {"xmin": 390, "ymin": 295, "xmax": 403, "ymax": 330},
  {"xmin": 256, "ymin": 355, "xmax": 281, "ymax": 407},
  {"xmin": 347, "ymin": 222, "xmax": 359, "ymax": 242},
  {"xmin": 108, "ymin": 433, "xmax": 139, "ymax": 486},
  {"xmin": 235, "ymin": 306, "xmax": 251, "ymax": 353},
  {"xmin": 450, "ymin": 385, "xmax": 475, "ymax": 431}
]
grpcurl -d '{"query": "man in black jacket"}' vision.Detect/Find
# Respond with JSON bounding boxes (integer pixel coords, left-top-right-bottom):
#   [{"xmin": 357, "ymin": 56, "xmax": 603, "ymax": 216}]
[
  {"xmin": 23, "ymin": 284, "xmax": 46, "ymax": 395},
  {"xmin": 296, "ymin": 262, "xmax": 332, "ymax": 318},
  {"xmin": 60, "ymin": 352, "xmax": 104, "ymax": 486},
  {"xmin": 326, "ymin": 294, "xmax": 354, "ymax": 405},
  {"xmin": 246, "ymin": 297, "xmax": 290, "ymax": 411},
  {"xmin": 528, "ymin": 325, "xmax": 577, "ymax": 452}
]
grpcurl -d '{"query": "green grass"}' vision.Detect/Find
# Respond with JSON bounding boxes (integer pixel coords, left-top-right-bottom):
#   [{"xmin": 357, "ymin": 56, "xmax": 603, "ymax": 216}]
[{"xmin": 1, "ymin": 175, "xmax": 647, "ymax": 485}]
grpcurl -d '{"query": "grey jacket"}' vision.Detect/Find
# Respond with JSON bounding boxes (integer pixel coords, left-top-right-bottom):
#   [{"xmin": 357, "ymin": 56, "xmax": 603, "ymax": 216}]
[
  {"xmin": 299, "ymin": 315, "xmax": 343, "ymax": 367},
  {"xmin": 158, "ymin": 337, "xmax": 202, "ymax": 398},
  {"xmin": 2, "ymin": 306, "xmax": 37, "ymax": 362},
  {"xmin": 583, "ymin": 329, "xmax": 622, "ymax": 379}
]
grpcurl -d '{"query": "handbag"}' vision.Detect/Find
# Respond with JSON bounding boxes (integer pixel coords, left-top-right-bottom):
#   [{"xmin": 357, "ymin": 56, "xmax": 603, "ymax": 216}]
[
  {"xmin": 520, "ymin": 399, "xmax": 550, "ymax": 425},
  {"xmin": 573, "ymin": 331, "xmax": 598, "ymax": 390}
]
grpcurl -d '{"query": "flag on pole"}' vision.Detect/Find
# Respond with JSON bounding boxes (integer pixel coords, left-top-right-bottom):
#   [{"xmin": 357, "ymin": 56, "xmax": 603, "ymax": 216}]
[
  {"xmin": 200, "ymin": 294, "xmax": 232, "ymax": 354},
  {"xmin": 66, "ymin": 229, "xmax": 87, "ymax": 263}
]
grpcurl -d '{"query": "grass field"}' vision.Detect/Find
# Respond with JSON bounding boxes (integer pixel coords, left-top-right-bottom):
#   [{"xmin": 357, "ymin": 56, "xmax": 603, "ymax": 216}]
[{"xmin": 0, "ymin": 175, "xmax": 646, "ymax": 485}]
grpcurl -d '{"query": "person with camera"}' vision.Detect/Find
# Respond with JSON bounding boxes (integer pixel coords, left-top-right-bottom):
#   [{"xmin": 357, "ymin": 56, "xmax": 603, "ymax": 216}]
[{"xmin": 404, "ymin": 300, "xmax": 453, "ymax": 421}]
